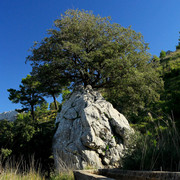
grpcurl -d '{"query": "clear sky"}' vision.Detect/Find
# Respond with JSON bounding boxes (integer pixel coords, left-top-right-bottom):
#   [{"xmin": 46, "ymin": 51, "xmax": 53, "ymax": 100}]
[{"xmin": 1, "ymin": 0, "xmax": 180, "ymax": 113}]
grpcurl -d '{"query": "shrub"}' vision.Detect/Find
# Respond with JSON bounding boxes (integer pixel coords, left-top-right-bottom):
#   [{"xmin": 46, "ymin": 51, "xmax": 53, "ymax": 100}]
[
  {"xmin": 0, "ymin": 109, "xmax": 57, "ymax": 175},
  {"xmin": 122, "ymin": 118, "xmax": 180, "ymax": 171}
]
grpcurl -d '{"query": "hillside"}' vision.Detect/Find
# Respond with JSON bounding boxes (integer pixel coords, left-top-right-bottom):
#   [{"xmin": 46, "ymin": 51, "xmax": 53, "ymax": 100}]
[
  {"xmin": 160, "ymin": 49, "xmax": 180, "ymax": 72},
  {"xmin": 159, "ymin": 49, "xmax": 180, "ymax": 127}
]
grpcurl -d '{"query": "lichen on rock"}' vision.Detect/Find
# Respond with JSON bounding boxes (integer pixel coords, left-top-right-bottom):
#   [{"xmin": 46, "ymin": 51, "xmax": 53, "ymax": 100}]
[{"xmin": 53, "ymin": 85, "xmax": 133, "ymax": 169}]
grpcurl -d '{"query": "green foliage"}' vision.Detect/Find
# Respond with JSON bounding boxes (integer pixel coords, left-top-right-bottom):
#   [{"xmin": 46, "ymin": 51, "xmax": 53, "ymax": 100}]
[
  {"xmin": 176, "ymin": 32, "xmax": 180, "ymax": 50},
  {"xmin": 0, "ymin": 120, "xmax": 14, "ymax": 147},
  {"xmin": 28, "ymin": 9, "xmax": 153, "ymax": 89},
  {"xmin": 1, "ymin": 148, "xmax": 12, "ymax": 160},
  {"xmin": 14, "ymin": 115, "xmax": 36, "ymax": 143},
  {"xmin": 158, "ymin": 50, "xmax": 180, "ymax": 128},
  {"xmin": 152, "ymin": 55, "xmax": 160, "ymax": 62},
  {"xmin": 176, "ymin": 44, "xmax": 180, "ymax": 50},
  {"xmin": 50, "ymin": 101, "xmax": 60, "ymax": 110},
  {"xmin": 35, "ymin": 102, "xmax": 50, "ymax": 121},
  {"xmin": 122, "ymin": 118, "xmax": 180, "ymax": 171},
  {"xmin": 103, "ymin": 60, "xmax": 163, "ymax": 118},
  {"xmin": 122, "ymin": 46, "xmax": 180, "ymax": 171},
  {"xmin": 7, "ymin": 75, "xmax": 45, "ymax": 121},
  {"xmin": 159, "ymin": 50, "xmax": 166, "ymax": 58},
  {"xmin": 106, "ymin": 145, "xmax": 109, "ymax": 150},
  {"xmin": 0, "ymin": 107, "xmax": 57, "ymax": 174},
  {"xmin": 32, "ymin": 64, "xmax": 69, "ymax": 110},
  {"xmin": 161, "ymin": 70, "xmax": 180, "ymax": 128},
  {"xmin": 27, "ymin": 9, "xmax": 163, "ymax": 121},
  {"xmin": 61, "ymin": 88, "xmax": 71, "ymax": 104},
  {"xmin": 50, "ymin": 172, "xmax": 74, "ymax": 180},
  {"xmin": 151, "ymin": 55, "xmax": 161, "ymax": 69}
]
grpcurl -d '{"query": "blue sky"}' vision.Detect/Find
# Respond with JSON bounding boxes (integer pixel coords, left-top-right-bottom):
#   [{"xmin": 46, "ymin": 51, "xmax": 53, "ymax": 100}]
[{"xmin": 1, "ymin": 0, "xmax": 180, "ymax": 113}]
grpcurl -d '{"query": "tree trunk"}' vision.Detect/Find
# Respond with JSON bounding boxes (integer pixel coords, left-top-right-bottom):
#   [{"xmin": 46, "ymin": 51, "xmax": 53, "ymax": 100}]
[
  {"xmin": 84, "ymin": 81, "xmax": 87, "ymax": 87},
  {"xmin": 52, "ymin": 95, "xmax": 58, "ymax": 110},
  {"xmin": 31, "ymin": 105, "xmax": 35, "ymax": 121}
]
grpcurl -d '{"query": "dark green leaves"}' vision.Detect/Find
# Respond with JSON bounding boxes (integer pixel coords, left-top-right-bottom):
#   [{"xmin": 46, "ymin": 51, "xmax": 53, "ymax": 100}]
[
  {"xmin": 27, "ymin": 9, "xmax": 151, "ymax": 89},
  {"xmin": 7, "ymin": 75, "xmax": 45, "ymax": 121}
]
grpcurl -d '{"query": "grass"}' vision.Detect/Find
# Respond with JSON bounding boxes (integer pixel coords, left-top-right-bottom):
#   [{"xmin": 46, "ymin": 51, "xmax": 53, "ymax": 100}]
[
  {"xmin": 50, "ymin": 171, "xmax": 74, "ymax": 180},
  {"xmin": 0, "ymin": 156, "xmax": 75, "ymax": 180},
  {"xmin": 0, "ymin": 171, "xmax": 74, "ymax": 180},
  {"xmin": 0, "ymin": 169, "xmax": 75, "ymax": 180},
  {"xmin": 0, "ymin": 156, "xmax": 45, "ymax": 180},
  {"xmin": 122, "ymin": 115, "xmax": 180, "ymax": 171},
  {"xmin": 50, "ymin": 156, "xmax": 75, "ymax": 180},
  {"xmin": 0, "ymin": 171, "xmax": 44, "ymax": 180}
]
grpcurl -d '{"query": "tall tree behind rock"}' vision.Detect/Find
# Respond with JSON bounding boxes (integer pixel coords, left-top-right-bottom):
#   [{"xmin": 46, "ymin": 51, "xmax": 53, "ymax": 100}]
[{"xmin": 27, "ymin": 9, "xmax": 163, "ymax": 118}]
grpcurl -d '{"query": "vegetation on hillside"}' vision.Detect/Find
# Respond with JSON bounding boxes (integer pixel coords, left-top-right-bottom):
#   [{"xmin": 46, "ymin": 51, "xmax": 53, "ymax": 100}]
[{"xmin": 122, "ymin": 48, "xmax": 180, "ymax": 171}]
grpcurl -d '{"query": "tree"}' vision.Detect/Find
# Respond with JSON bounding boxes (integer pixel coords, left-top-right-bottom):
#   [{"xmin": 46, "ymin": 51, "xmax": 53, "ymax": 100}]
[
  {"xmin": 161, "ymin": 67, "xmax": 180, "ymax": 128},
  {"xmin": 27, "ymin": 9, "xmax": 151, "ymax": 88},
  {"xmin": 152, "ymin": 55, "xmax": 160, "ymax": 63},
  {"xmin": 151, "ymin": 55, "xmax": 160, "ymax": 68},
  {"xmin": 49, "ymin": 101, "xmax": 60, "ymax": 111},
  {"xmin": 7, "ymin": 75, "xmax": 45, "ymax": 121},
  {"xmin": 27, "ymin": 9, "xmax": 163, "ymax": 118},
  {"xmin": 176, "ymin": 32, "xmax": 180, "ymax": 50},
  {"xmin": 32, "ymin": 64, "xmax": 69, "ymax": 110},
  {"xmin": 0, "ymin": 111, "xmax": 56, "ymax": 173},
  {"xmin": 159, "ymin": 50, "xmax": 166, "ymax": 58},
  {"xmin": 103, "ymin": 61, "xmax": 163, "ymax": 117}
]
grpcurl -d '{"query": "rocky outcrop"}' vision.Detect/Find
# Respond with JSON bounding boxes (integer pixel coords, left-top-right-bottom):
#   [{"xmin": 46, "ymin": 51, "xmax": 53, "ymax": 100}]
[
  {"xmin": 0, "ymin": 110, "xmax": 18, "ymax": 121},
  {"xmin": 53, "ymin": 85, "xmax": 133, "ymax": 169}
]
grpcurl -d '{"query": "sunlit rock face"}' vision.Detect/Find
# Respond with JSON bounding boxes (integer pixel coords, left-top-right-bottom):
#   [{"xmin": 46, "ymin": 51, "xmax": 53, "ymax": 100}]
[
  {"xmin": 0, "ymin": 110, "xmax": 18, "ymax": 121},
  {"xmin": 53, "ymin": 85, "xmax": 133, "ymax": 169}
]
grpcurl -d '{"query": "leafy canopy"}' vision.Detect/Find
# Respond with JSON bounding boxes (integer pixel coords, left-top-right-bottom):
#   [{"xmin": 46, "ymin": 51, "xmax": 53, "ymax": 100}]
[
  {"xmin": 32, "ymin": 64, "xmax": 69, "ymax": 110},
  {"xmin": 159, "ymin": 50, "xmax": 166, "ymax": 58},
  {"xmin": 27, "ymin": 9, "xmax": 163, "ymax": 118},
  {"xmin": 27, "ymin": 9, "xmax": 151, "ymax": 88}
]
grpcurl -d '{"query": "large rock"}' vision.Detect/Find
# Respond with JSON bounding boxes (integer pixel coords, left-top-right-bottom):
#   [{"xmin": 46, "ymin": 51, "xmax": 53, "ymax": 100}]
[
  {"xmin": 0, "ymin": 110, "xmax": 18, "ymax": 121},
  {"xmin": 53, "ymin": 85, "xmax": 133, "ymax": 169}
]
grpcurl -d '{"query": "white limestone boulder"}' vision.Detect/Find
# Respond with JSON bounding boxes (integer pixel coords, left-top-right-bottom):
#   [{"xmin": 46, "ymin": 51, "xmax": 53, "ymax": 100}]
[{"xmin": 53, "ymin": 85, "xmax": 133, "ymax": 169}]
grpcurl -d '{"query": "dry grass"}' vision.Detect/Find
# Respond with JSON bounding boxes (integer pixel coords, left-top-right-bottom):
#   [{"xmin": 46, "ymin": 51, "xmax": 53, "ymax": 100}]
[
  {"xmin": 50, "ymin": 156, "xmax": 75, "ymax": 180},
  {"xmin": 0, "ymin": 171, "xmax": 44, "ymax": 180},
  {"xmin": 0, "ymin": 156, "xmax": 44, "ymax": 180},
  {"xmin": 0, "ymin": 155, "xmax": 76, "ymax": 180}
]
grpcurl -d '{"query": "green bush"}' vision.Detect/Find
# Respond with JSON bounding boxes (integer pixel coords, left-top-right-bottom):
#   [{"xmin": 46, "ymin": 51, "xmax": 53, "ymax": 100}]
[
  {"xmin": 122, "ymin": 118, "xmax": 180, "ymax": 171},
  {"xmin": 0, "ymin": 109, "xmax": 57, "ymax": 176},
  {"xmin": 176, "ymin": 44, "xmax": 180, "ymax": 50}
]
